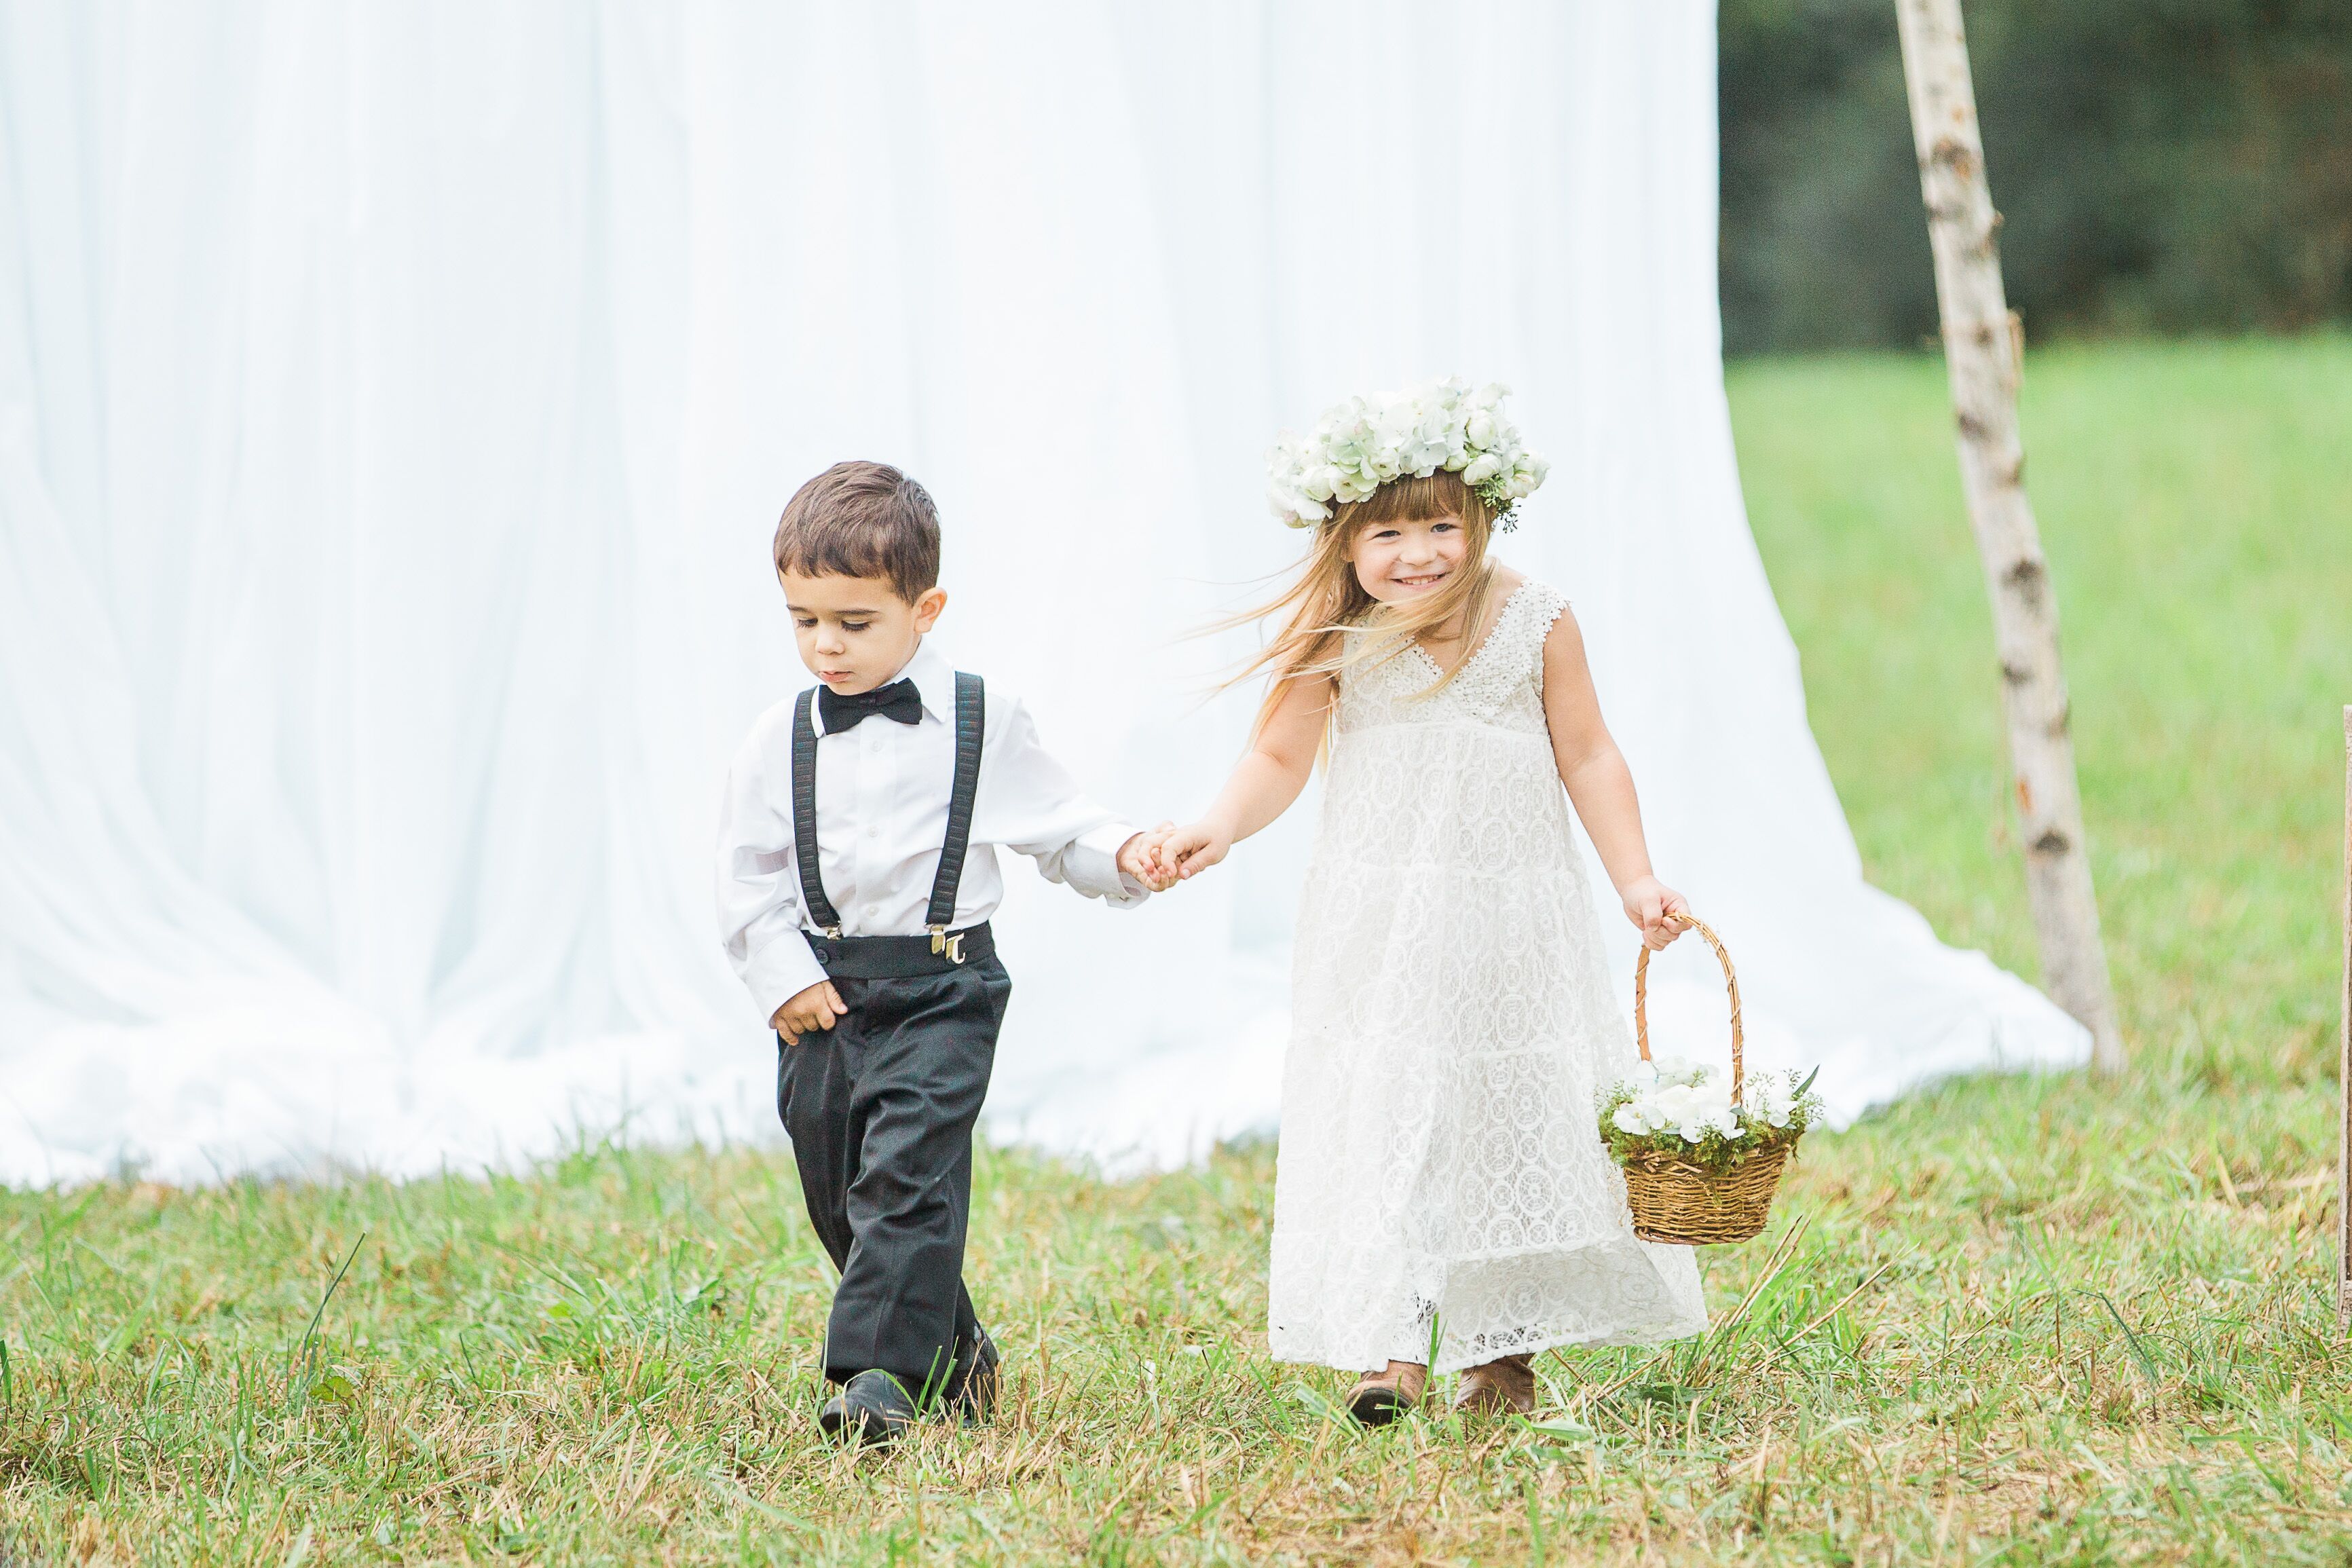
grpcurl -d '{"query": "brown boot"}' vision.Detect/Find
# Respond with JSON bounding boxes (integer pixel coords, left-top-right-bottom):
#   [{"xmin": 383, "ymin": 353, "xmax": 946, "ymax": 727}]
[
  {"xmin": 1452, "ymin": 1353, "xmax": 1536, "ymax": 1416},
  {"xmin": 1345, "ymin": 1360, "xmax": 1428, "ymax": 1426}
]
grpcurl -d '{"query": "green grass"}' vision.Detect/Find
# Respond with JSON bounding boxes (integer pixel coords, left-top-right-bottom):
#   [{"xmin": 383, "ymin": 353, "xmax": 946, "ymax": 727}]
[
  {"xmin": 5, "ymin": 335, "xmax": 2351, "ymax": 1565},
  {"xmin": 1738, "ymin": 333, "xmax": 2351, "ymax": 1056}
]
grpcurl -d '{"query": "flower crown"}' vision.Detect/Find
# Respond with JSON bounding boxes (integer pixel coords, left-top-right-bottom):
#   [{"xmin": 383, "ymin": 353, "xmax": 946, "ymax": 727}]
[{"xmin": 1266, "ymin": 377, "xmax": 1548, "ymax": 531}]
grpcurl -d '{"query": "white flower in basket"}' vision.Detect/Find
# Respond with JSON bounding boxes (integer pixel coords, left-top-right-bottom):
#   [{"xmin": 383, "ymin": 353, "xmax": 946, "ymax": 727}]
[
  {"xmin": 1602, "ymin": 1065, "xmax": 1819, "ymax": 1160},
  {"xmin": 1595, "ymin": 913, "xmax": 1825, "ymax": 1244}
]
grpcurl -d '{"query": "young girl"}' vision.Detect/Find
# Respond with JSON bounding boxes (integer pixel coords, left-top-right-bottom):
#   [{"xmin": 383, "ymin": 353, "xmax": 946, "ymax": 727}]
[{"xmin": 1153, "ymin": 380, "xmax": 1709, "ymax": 1421}]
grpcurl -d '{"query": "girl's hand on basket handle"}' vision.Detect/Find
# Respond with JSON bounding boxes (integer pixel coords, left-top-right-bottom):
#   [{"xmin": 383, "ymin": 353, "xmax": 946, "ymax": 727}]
[{"xmin": 1621, "ymin": 876, "xmax": 1691, "ymax": 951}]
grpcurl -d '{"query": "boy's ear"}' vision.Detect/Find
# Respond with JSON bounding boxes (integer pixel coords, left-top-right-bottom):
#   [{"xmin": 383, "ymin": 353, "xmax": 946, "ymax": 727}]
[{"xmin": 912, "ymin": 586, "xmax": 948, "ymax": 633}]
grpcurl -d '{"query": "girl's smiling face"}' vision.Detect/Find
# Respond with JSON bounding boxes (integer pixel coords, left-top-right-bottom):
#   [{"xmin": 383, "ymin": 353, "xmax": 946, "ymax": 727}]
[{"xmin": 1347, "ymin": 514, "xmax": 1468, "ymax": 604}]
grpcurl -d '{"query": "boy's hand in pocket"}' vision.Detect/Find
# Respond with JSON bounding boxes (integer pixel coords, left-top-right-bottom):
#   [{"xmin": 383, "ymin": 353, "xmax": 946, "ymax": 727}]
[{"xmin": 772, "ymin": 979, "xmax": 846, "ymax": 1045}]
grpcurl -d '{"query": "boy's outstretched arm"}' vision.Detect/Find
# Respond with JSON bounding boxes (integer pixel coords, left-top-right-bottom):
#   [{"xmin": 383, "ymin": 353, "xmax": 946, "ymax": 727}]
[
  {"xmin": 1155, "ymin": 673, "xmax": 1334, "ymax": 881},
  {"xmin": 989, "ymin": 696, "xmax": 1180, "ymax": 898}
]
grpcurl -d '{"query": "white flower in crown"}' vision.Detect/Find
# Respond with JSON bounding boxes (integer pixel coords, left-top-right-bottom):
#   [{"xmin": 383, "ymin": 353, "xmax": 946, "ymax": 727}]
[{"xmin": 1266, "ymin": 377, "xmax": 1549, "ymax": 530}]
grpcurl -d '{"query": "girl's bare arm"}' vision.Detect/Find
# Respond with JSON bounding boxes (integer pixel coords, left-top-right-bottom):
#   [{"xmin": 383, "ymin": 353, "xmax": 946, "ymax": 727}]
[
  {"xmin": 1539, "ymin": 610, "xmax": 1688, "ymax": 948},
  {"xmin": 1157, "ymin": 672, "xmax": 1333, "ymax": 879}
]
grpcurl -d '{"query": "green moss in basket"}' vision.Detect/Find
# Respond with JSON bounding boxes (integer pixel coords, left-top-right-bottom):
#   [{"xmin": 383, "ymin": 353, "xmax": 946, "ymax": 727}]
[{"xmin": 1597, "ymin": 1063, "xmax": 1824, "ymax": 1175}]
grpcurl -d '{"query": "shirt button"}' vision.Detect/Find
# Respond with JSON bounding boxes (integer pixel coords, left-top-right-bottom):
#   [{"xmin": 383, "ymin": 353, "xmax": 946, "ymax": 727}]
[
  {"xmin": 865, "ymin": 825, "xmax": 879, "ymax": 838},
  {"xmin": 865, "ymin": 904, "xmax": 880, "ymax": 916}
]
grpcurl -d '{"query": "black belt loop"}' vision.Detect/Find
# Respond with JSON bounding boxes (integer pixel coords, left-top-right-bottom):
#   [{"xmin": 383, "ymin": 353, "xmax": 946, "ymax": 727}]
[
  {"xmin": 790, "ymin": 689, "xmax": 843, "ymax": 935},
  {"xmin": 924, "ymin": 673, "xmax": 986, "ymax": 941},
  {"xmin": 805, "ymin": 921, "xmax": 997, "ymax": 979}
]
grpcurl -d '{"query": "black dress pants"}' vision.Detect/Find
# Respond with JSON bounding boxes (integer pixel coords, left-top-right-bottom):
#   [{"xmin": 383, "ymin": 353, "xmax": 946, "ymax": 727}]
[{"xmin": 777, "ymin": 956, "xmax": 1010, "ymax": 1394}]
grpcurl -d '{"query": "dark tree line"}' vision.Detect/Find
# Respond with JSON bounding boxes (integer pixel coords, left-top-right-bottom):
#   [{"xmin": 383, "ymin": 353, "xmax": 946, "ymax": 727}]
[{"xmin": 1719, "ymin": 0, "xmax": 2352, "ymax": 353}]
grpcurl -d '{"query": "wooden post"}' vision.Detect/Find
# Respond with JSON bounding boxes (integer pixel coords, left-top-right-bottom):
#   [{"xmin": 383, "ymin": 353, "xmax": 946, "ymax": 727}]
[
  {"xmin": 1894, "ymin": 0, "xmax": 2125, "ymax": 1072},
  {"xmin": 2339, "ymin": 707, "xmax": 2350, "ymax": 1331}
]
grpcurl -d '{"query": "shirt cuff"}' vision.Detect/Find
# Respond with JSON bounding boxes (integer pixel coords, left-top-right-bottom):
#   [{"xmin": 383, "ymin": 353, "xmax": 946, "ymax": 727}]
[
  {"xmin": 745, "ymin": 932, "xmax": 830, "ymax": 1026},
  {"xmin": 1070, "ymin": 821, "xmax": 1152, "ymax": 906}
]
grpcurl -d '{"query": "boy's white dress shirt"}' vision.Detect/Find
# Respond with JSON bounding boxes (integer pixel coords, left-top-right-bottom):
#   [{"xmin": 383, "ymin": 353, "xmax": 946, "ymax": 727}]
[{"xmin": 716, "ymin": 642, "xmax": 1148, "ymax": 1022}]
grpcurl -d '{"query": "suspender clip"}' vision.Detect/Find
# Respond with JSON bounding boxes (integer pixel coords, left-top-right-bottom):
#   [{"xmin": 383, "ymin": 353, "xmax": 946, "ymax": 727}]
[{"xmin": 929, "ymin": 925, "xmax": 966, "ymax": 964}]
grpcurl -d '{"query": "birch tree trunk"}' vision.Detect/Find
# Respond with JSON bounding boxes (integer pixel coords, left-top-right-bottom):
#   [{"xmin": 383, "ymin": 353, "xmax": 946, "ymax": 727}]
[
  {"xmin": 2338, "ymin": 708, "xmax": 2350, "ymax": 1330},
  {"xmin": 1894, "ymin": 0, "xmax": 2125, "ymax": 1072}
]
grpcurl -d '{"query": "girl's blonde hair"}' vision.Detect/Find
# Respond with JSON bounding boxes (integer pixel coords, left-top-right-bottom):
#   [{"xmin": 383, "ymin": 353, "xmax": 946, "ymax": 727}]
[{"xmin": 1225, "ymin": 469, "xmax": 1498, "ymax": 736}]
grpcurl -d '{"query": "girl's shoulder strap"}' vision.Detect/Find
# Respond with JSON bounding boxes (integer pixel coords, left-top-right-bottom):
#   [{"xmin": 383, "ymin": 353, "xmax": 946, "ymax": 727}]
[
  {"xmin": 1492, "ymin": 577, "xmax": 1572, "ymax": 665},
  {"xmin": 1511, "ymin": 577, "xmax": 1571, "ymax": 635},
  {"xmin": 1456, "ymin": 578, "xmax": 1570, "ymax": 715}
]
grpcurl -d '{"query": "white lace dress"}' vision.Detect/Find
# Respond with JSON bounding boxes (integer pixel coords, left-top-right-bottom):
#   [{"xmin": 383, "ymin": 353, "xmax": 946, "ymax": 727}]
[{"xmin": 1269, "ymin": 579, "xmax": 1709, "ymax": 1375}]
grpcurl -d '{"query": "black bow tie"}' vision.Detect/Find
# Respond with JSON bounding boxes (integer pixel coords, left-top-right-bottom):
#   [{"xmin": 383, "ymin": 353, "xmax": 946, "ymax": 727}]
[{"xmin": 819, "ymin": 677, "xmax": 924, "ymax": 732}]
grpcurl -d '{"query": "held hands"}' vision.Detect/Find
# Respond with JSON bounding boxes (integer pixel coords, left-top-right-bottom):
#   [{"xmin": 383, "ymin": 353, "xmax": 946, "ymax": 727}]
[
  {"xmin": 1620, "ymin": 875, "xmax": 1692, "ymax": 952},
  {"xmin": 1117, "ymin": 819, "xmax": 1227, "ymax": 891},
  {"xmin": 1144, "ymin": 819, "xmax": 1233, "ymax": 884},
  {"xmin": 776, "ymin": 824, "xmax": 1184, "ymax": 1047},
  {"xmin": 1117, "ymin": 823, "xmax": 1184, "ymax": 893},
  {"xmin": 771, "ymin": 979, "xmax": 846, "ymax": 1046}
]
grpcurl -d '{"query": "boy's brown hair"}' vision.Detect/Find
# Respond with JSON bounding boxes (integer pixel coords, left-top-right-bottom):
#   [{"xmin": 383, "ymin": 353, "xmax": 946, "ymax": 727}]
[{"xmin": 772, "ymin": 460, "xmax": 942, "ymax": 603}]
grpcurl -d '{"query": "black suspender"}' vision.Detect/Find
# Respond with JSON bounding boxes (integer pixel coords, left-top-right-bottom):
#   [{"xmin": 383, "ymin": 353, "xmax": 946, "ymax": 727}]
[
  {"xmin": 789, "ymin": 673, "xmax": 988, "ymax": 958},
  {"xmin": 789, "ymin": 689, "xmax": 843, "ymax": 936},
  {"xmin": 927, "ymin": 673, "xmax": 986, "ymax": 934}
]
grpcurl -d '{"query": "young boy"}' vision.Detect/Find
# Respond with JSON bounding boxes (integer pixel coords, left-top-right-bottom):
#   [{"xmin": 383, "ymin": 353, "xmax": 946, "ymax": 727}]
[{"xmin": 715, "ymin": 460, "xmax": 1172, "ymax": 1446}]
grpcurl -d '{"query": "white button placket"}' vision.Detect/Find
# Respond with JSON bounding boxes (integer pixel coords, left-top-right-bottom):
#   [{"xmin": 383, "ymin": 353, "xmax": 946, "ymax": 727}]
[{"xmin": 858, "ymin": 722, "xmax": 895, "ymax": 931}]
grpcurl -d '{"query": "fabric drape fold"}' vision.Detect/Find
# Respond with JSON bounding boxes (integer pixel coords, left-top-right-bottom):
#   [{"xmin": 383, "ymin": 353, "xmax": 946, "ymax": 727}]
[{"xmin": 0, "ymin": 1, "xmax": 2086, "ymax": 1186}]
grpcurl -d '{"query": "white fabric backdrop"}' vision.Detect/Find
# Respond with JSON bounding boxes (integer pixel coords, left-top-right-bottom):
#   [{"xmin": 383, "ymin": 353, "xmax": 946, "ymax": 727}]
[{"xmin": 0, "ymin": 1, "xmax": 2087, "ymax": 1187}]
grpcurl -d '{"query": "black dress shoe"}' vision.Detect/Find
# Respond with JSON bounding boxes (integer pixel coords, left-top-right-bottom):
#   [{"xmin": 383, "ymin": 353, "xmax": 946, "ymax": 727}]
[
  {"xmin": 828, "ymin": 1370, "xmax": 919, "ymax": 1448},
  {"xmin": 945, "ymin": 1327, "xmax": 1001, "ymax": 1425}
]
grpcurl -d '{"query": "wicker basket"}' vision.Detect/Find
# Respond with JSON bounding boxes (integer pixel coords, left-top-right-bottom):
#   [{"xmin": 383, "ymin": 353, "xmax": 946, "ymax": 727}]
[{"xmin": 1618, "ymin": 913, "xmax": 1797, "ymax": 1246}]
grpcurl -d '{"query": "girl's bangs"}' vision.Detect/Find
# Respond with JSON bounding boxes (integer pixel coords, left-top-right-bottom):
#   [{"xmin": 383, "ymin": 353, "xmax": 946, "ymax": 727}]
[{"xmin": 1337, "ymin": 470, "xmax": 1478, "ymax": 527}]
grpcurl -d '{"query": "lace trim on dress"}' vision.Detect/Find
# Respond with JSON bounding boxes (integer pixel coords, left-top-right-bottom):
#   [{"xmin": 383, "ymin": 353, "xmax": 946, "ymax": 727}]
[{"xmin": 1401, "ymin": 579, "xmax": 1572, "ymax": 720}]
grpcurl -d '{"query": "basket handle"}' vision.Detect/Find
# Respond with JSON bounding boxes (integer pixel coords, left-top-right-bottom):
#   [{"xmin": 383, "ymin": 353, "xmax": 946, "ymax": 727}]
[{"xmin": 1632, "ymin": 911, "xmax": 1745, "ymax": 1102}]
